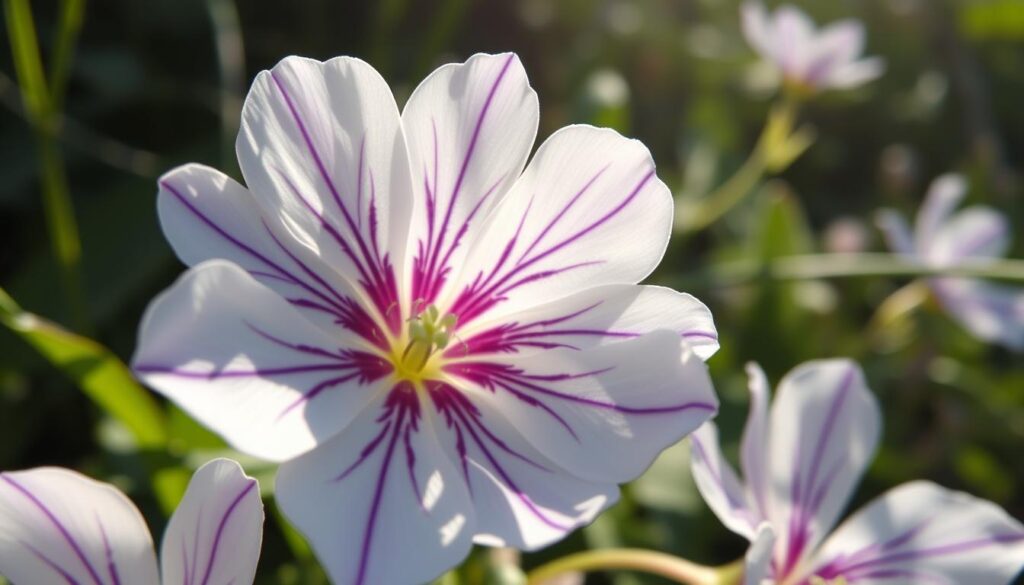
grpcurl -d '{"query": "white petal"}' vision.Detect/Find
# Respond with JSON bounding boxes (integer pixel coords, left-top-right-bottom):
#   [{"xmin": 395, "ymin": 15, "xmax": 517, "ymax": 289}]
[
  {"xmin": 767, "ymin": 359, "xmax": 880, "ymax": 576},
  {"xmin": 915, "ymin": 174, "xmax": 967, "ymax": 253},
  {"xmin": 426, "ymin": 384, "xmax": 618, "ymax": 550},
  {"xmin": 875, "ymin": 209, "xmax": 916, "ymax": 257},
  {"xmin": 826, "ymin": 56, "xmax": 886, "ymax": 89},
  {"xmin": 690, "ymin": 423, "xmax": 758, "ymax": 540},
  {"xmin": 805, "ymin": 481, "xmax": 1024, "ymax": 585},
  {"xmin": 402, "ymin": 52, "xmax": 538, "ymax": 308},
  {"xmin": 802, "ymin": 21, "xmax": 868, "ymax": 87},
  {"xmin": 157, "ymin": 164, "xmax": 385, "ymax": 342},
  {"xmin": 445, "ymin": 125, "xmax": 673, "ymax": 325},
  {"xmin": 448, "ymin": 330, "xmax": 718, "ymax": 484},
  {"xmin": 133, "ymin": 261, "xmax": 389, "ymax": 462},
  {"xmin": 237, "ymin": 56, "xmax": 411, "ymax": 330},
  {"xmin": 0, "ymin": 468, "xmax": 159, "ymax": 585},
  {"xmin": 744, "ymin": 523, "xmax": 776, "ymax": 585},
  {"xmin": 160, "ymin": 459, "xmax": 263, "ymax": 585},
  {"xmin": 739, "ymin": 363, "xmax": 771, "ymax": 520},
  {"xmin": 928, "ymin": 207, "xmax": 1010, "ymax": 265},
  {"xmin": 276, "ymin": 387, "xmax": 475, "ymax": 585},
  {"xmin": 740, "ymin": 2, "xmax": 775, "ymax": 59},
  {"xmin": 932, "ymin": 279, "xmax": 1024, "ymax": 351},
  {"xmin": 454, "ymin": 284, "xmax": 717, "ymax": 360},
  {"xmin": 772, "ymin": 6, "xmax": 817, "ymax": 79}
]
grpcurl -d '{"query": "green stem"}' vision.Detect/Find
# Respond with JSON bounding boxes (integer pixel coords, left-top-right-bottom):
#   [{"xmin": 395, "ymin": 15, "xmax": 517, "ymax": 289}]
[
  {"xmin": 668, "ymin": 253, "xmax": 1024, "ymax": 291},
  {"xmin": 5, "ymin": 0, "xmax": 89, "ymax": 331},
  {"xmin": 526, "ymin": 549, "xmax": 720, "ymax": 585},
  {"xmin": 48, "ymin": 0, "xmax": 85, "ymax": 110}
]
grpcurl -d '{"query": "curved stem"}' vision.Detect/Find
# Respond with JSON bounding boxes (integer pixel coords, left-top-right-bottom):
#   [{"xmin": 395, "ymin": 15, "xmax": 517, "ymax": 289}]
[
  {"xmin": 526, "ymin": 549, "xmax": 720, "ymax": 585},
  {"xmin": 668, "ymin": 253, "xmax": 1024, "ymax": 291}
]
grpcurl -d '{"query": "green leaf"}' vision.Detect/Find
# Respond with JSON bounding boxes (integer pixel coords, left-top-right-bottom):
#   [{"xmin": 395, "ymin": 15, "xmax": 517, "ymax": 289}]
[{"xmin": 0, "ymin": 286, "xmax": 167, "ymax": 448}]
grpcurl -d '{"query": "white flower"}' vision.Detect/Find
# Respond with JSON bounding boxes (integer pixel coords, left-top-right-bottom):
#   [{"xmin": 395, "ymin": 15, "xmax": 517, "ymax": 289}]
[
  {"xmin": 691, "ymin": 360, "xmax": 1024, "ymax": 585},
  {"xmin": 0, "ymin": 459, "xmax": 263, "ymax": 585},
  {"xmin": 878, "ymin": 174, "xmax": 1024, "ymax": 351},
  {"xmin": 741, "ymin": 2, "xmax": 885, "ymax": 93},
  {"xmin": 132, "ymin": 52, "xmax": 719, "ymax": 585}
]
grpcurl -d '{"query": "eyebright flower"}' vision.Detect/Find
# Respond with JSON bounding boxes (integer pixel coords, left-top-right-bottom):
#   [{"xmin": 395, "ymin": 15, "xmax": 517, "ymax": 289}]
[
  {"xmin": 740, "ymin": 2, "xmax": 885, "ymax": 94},
  {"xmin": 878, "ymin": 174, "xmax": 1024, "ymax": 351},
  {"xmin": 0, "ymin": 459, "xmax": 263, "ymax": 584},
  {"xmin": 691, "ymin": 360, "xmax": 1024, "ymax": 585},
  {"xmin": 132, "ymin": 52, "xmax": 719, "ymax": 585}
]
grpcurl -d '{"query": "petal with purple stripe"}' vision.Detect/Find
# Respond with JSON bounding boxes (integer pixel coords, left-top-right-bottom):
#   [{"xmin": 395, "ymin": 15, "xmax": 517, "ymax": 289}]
[
  {"xmin": 806, "ymin": 481, "xmax": 1024, "ymax": 585},
  {"xmin": 447, "ymin": 330, "xmax": 717, "ymax": 484},
  {"xmin": 237, "ymin": 56, "xmax": 410, "ymax": 331},
  {"xmin": 444, "ymin": 125, "xmax": 674, "ymax": 325},
  {"xmin": 133, "ymin": 262, "xmax": 392, "ymax": 462},
  {"xmin": 766, "ymin": 359, "xmax": 880, "ymax": 577},
  {"xmin": 160, "ymin": 459, "xmax": 263, "ymax": 585},
  {"xmin": 276, "ymin": 386, "xmax": 476, "ymax": 585},
  {"xmin": 453, "ymin": 284, "xmax": 718, "ymax": 360},
  {"xmin": 402, "ymin": 52, "xmax": 539, "ymax": 307},
  {"xmin": 931, "ymin": 278, "xmax": 1024, "ymax": 351},
  {"xmin": 426, "ymin": 382, "xmax": 619, "ymax": 550},
  {"xmin": 0, "ymin": 468, "xmax": 159, "ymax": 585},
  {"xmin": 690, "ymin": 422, "xmax": 760, "ymax": 540}
]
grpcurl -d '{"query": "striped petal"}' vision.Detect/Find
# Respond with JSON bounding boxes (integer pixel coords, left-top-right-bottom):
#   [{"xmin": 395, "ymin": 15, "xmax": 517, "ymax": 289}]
[
  {"xmin": 133, "ymin": 261, "xmax": 391, "ymax": 462},
  {"xmin": 806, "ymin": 481, "xmax": 1024, "ymax": 585},
  {"xmin": 160, "ymin": 459, "xmax": 263, "ymax": 585},
  {"xmin": 0, "ymin": 468, "xmax": 159, "ymax": 585},
  {"xmin": 739, "ymin": 363, "xmax": 771, "ymax": 521},
  {"xmin": 766, "ymin": 359, "xmax": 880, "ymax": 577},
  {"xmin": 914, "ymin": 174, "xmax": 967, "ymax": 254},
  {"xmin": 691, "ymin": 422, "xmax": 759, "ymax": 540},
  {"xmin": 402, "ymin": 52, "xmax": 539, "ymax": 308},
  {"xmin": 276, "ymin": 387, "xmax": 475, "ymax": 585},
  {"xmin": 932, "ymin": 278, "xmax": 1024, "ymax": 351},
  {"xmin": 446, "ymin": 330, "xmax": 717, "ymax": 484},
  {"xmin": 445, "ymin": 125, "xmax": 673, "ymax": 326}
]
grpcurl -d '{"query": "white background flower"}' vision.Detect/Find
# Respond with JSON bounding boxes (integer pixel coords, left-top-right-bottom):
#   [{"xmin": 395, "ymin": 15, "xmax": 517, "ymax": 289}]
[
  {"xmin": 878, "ymin": 174, "xmax": 1024, "ymax": 350},
  {"xmin": 691, "ymin": 360, "xmax": 1024, "ymax": 585},
  {"xmin": 741, "ymin": 2, "xmax": 885, "ymax": 92},
  {"xmin": 133, "ymin": 52, "xmax": 719, "ymax": 585},
  {"xmin": 0, "ymin": 458, "xmax": 263, "ymax": 585}
]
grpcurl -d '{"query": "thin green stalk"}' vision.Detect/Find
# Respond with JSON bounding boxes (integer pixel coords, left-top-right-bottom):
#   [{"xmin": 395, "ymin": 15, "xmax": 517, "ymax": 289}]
[
  {"xmin": 48, "ymin": 0, "xmax": 85, "ymax": 110},
  {"xmin": 682, "ymin": 147, "xmax": 767, "ymax": 233},
  {"xmin": 668, "ymin": 253, "xmax": 1024, "ymax": 291},
  {"xmin": 526, "ymin": 549, "xmax": 722, "ymax": 585},
  {"xmin": 5, "ymin": 0, "xmax": 89, "ymax": 331}
]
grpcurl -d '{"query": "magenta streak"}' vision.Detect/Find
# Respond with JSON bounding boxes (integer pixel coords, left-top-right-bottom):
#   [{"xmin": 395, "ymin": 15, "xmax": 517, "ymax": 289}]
[
  {"xmin": 951, "ymin": 221, "xmax": 1008, "ymax": 261},
  {"xmin": 161, "ymin": 180, "xmax": 349, "ymax": 319},
  {"xmin": 417, "ymin": 55, "xmax": 516, "ymax": 303},
  {"xmin": 1, "ymin": 475, "xmax": 105, "ymax": 585},
  {"xmin": 276, "ymin": 372, "xmax": 363, "ymax": 420},
  {"xmin": 268, "ymin": 73, "xmax": 397, "ymax": 331},
  {"xmin": 448, "ymin": 399, "xmax": 570, "ymax": 531},
  {"xmin": 518, "ymin": 165, "xmax": 610, "ymax": 262},
  {"xmin": 246, "ymin": 323, "xmax": 351, "ymax": 361},
  {"xmin": 21, "ymin": 540, "xmax": 80, "ymax": 584},
  {"xmin": 781, "ymin": 366, "xmax": 857, "ymax": 578},
  {"xmin": 198, "ymin": 481, "xmax": 258, "ymax": 585},
  {"xmin": 333, "ymin": 421, "xmax": 393, "ymax": 483},
  {"xmin": 811, "ymin": 520, "xmax": 931, "ymax": 578},
  {"xmin": 452, "ymin": 170, "xmax": 655, "ymax": 323},
  {"xmin": 134, "ymin": 363, "xmax": 356, "ymax": 379},
  {"xmin": 96, "ymin": 518, "xmax": 121, "ymax": 585}
]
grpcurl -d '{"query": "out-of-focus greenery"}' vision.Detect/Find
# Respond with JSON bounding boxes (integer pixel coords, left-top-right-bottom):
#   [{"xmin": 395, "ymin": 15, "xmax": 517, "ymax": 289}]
[{"xmin": 1, "ymin": 1, "xmax": 1022, "ymax": 583}]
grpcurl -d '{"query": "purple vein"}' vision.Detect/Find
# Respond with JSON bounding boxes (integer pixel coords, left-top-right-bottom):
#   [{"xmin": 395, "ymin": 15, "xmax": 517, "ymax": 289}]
[{"xmin": 198, "ymin": 481, "xmax": 258, "ymax": 585}]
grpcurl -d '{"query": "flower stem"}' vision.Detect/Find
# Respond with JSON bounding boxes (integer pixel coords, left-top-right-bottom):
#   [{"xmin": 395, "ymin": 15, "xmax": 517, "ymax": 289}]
[
  {"xmin": 525, "ymin": 549, "xmax": 720, "ymax": 585},
  {"xmin": 668, "ymin": 253, "xmax": 1024, "ymax": 291}
]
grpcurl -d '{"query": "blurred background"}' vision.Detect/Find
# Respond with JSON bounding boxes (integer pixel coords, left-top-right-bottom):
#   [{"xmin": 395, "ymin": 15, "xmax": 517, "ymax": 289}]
[{"xmin": 1, "ymin": 0, "xmax": 1022, "ymax": 583}]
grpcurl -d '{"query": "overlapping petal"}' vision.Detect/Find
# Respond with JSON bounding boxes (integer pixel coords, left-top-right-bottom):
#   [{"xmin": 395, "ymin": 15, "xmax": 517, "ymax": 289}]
[
  {"xmin": 691, "ymin": 422, "xmax": 759, "ymax": 539},
  {"xmin": 403, "ymin": 52, "xmax": 539, "ymax": 307},
  {"xmin": 276, "ymin": 387, "xmax": 476, "ymax": 585},
  {"xmin": 160, "ymin": 459, "xmax": 263, "ymax": 585},
  {"xmin": 933, "ymin": 279, "xmax": 1024, "ymax": 351},
  {"xmin": 133, "ymin": 261, "xmax": 390, "ymax": 462},
  {"xmin": 0, "ymin": 468, "xmax": 160, "ymax": 585},
  {"xmin": 446, "ymin": 125, "xmax": 674, "ymax": 325},
  {"xmin": 450, "ymin": 330, "xmax": 717, "ymax": 484},
  {"xmin": 807, "ymin": 481, "xmax": 1024, "ymax": 585}
]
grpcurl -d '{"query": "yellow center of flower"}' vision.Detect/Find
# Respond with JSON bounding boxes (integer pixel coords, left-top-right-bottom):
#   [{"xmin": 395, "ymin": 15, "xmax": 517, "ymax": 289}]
[{"xmin": 389, "ymin": 304, "xmax": 457, "ymax": 385}]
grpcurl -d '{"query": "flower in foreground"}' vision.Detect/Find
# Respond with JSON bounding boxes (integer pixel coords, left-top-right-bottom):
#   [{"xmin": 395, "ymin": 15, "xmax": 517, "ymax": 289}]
[
  {"xmin": 877, "ymin": 174, "xmax": 1024, "ymax": 351},
  {"xmin": 132, "ymin": 52, "xmax": 719, "ymax": 584},
  {"xmin": 691, "ymin": 359, "xmax": 1024, "ymax": 585},
  {"xmin": 741, "ymin": 2, "xmax": 885, "ymax": 94},
  {"xmin": 0, "ymin": 458, "xmax": 263, "ymax": 584}
]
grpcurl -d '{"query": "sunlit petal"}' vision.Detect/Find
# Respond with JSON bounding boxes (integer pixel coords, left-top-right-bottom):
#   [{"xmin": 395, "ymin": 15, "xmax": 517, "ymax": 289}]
[{"xmin": 691, "ymin": 422, "xmax": 759, "ymax": 540}]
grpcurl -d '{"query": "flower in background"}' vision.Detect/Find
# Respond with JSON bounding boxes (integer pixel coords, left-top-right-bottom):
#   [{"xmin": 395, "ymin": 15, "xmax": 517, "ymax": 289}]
[
  {"xmin": 878, "ymin": 174, "xmax": 1024, "ymax": 351},
  {"xmin": 133, "ymin": 52, "xmax": 719, "ymax": 585},
  {"xmin": 691, "ymin": 360, "xmax": 1024, "ymax": 585},
  {"xmin": 741, "ymin": 2, "xmax": 885, "ymax": 94},
  {"xmin": 0, "ymin": 459, "xmax": 263, "ymax": 585}
]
